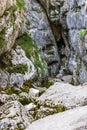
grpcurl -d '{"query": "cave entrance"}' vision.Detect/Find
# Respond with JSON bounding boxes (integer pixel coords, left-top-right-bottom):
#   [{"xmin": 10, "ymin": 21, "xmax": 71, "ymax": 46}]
[
  {"xmin": 56, "ymin": 35, "xmax": 70, "ymax": 76},
  {"xmin": 57, "ymin": 36, "xmax": 66, "ymax": 60}
]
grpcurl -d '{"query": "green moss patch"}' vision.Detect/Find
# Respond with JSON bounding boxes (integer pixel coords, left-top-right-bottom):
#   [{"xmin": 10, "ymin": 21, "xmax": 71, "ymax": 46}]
[
  {"xmin": 15, "ymin": 0, "xmax": 25, "ymax": 10},
  {"xmin": 56, "ymin": 105, "xmax": 66, "ymax": 113},
  {"xmin": 0, "ymin": 28, "xmax": 6, "ymax": 48},
  {"xmin": 6, "ymin": 64, "xmax": 28, "ymax": 74},
  {"xmin": 6, "ymin": 87, "xmax": 21, "ymax": 95},
  {"xmin": 79, "ymin": 29, "xmax": 87, "ymax": 39},
  {"xmin": 16, "ymin": 32, "xmax": 48, "ymax": 79}
]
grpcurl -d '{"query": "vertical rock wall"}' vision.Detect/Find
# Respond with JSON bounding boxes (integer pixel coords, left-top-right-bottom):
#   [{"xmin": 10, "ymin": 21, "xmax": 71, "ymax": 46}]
[
  {"xmin": 25, "ymin": 0, "xmax": 60, "ymax": 77},
  {"xmin": 37, "ymin": 0, "xmax": 87, "ymax": 84}
]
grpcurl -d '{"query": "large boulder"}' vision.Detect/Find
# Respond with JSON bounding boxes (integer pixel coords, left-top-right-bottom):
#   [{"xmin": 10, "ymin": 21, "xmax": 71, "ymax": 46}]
[
  {"xmin": 26, "ymin": 106, "xmax": 87, "ymax": 130},
  {"xmin": 37, "ymin": 82, "xmax": 87, "ymax": 109}
]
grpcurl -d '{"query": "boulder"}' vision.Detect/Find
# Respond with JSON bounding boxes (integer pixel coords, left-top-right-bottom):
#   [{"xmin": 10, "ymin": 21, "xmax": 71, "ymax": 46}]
[
  {"xmin": 0, "ymin": 101, "xmax": 31, "ymax": 130},
  {"xmin": 26, "ymin": 106, "xmax": 87, "ymax": 130},
  {"xmin": 0, "ymin": 70, "xmax": 9, "ymax": 90},
  {"xmin": 37, "ymin": 82, "xmax": 87, "ymax": 109},
  {"xmin": 29, "ymin": 88, "xmax": 40, "ymax": 99}
]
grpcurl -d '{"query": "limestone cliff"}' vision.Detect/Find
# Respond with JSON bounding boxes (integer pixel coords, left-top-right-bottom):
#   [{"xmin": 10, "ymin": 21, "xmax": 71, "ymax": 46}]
[{"xmin": 37, "ymin": 0, "xmax": 87, "ymax": 85}]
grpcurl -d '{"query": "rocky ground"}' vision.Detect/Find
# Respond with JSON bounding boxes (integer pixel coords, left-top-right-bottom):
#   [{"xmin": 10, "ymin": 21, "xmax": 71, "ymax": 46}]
[
  {"xmin": 0, "ymin": 0, "xmax": 87, "ymax": 130},
  {"xmin": 1, "ymin": 80, "xmax": 87, "ymax": 130}
]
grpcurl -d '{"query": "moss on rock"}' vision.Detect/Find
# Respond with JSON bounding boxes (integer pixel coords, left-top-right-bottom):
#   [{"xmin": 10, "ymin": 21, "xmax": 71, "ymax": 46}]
[
  {"xmin": 16, "ymin": 32, "xmax": 48, "ymax": 80},
  {"xmin": 6, "ymin": 63, "xmax": 28, "ymax": 74}
]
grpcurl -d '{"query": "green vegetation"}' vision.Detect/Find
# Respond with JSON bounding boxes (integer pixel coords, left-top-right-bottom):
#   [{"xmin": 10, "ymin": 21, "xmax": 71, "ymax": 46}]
[
  {"xmin": 26, "ymin": 20, "xmax": 31, "ymax": 26},
  {"xmin": 79, "ymin": 29, "xmax": 87, "ymax": 39},
  {"xmin": 7, "ymin": 64, "xmax": 28, "ymax": 74},
  {"xmin": 0, "ymin": 28, "xmax": 6, "ymax": 48},
  {"xmin": 19, "ymin": 98, "xmax": 30, "ymax": 105},
  {"xmin": 70, "ymin": 79, "xmax": 74, "ymax": 85},
  {"xmin": 15, "ymin": 0, "xmax": 25, "ymax": 10},
  {"xmin": 21, "ymin": 85, "xmax": 30, "ymax": 93},
  {"xmin": 56, "ymin": 105, "xmax": 66, "ymax": 113},
  {"xmin": 40, "ymin": 80, "xmax": 54, "ymax": 88},
  {"xmin": 47, "ymin": 50, "xmax": 54, "ymax": 55},
  {"xmin": 6, "ymin": 87, "xmax": 21, "ymax": 95},
  {"xmin": 16, "ymin": 32, "xmax": 48, "ymax": 79}
]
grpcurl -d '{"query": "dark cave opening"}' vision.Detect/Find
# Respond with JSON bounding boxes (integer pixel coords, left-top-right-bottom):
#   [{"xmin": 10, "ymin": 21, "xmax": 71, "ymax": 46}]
[
  {"xmin": 56, "ymin": 36, "xmax": 70, "ymax": 76},
  {"xmin": 57, "ymin": 36, "xmax": 66, "ymax": 59}
]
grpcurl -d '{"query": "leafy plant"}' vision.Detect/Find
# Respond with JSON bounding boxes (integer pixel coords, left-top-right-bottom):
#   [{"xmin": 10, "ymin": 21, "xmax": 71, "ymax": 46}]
[{"xmin": 79, "ymin": 29, "xmax": 87, "ymax": 39}]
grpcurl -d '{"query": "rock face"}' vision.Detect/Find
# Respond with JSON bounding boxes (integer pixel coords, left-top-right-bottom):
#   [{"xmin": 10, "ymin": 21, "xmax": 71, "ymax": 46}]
[
  {"xmin": 0, "ymin": 0, "xmax": 24, "ymax": 57},
  {"xmin": 62, "ymin": 0, "xmax": 87, "ymax": 84},
  {"xmin": 26, "ymin": 106, "xmax": 87, "ymax": 130},
  {"xmin": 0, "ymin": 101, "xmax": 31, "ymax": 130},
  {"xmin": 37, "ymin": 0, "xmax": 87, "ymax": 84},
  {"xmin": 0, "ymin": 46, "xmax": 37, "ymax": 90},
  {"xmin": 10, "ymin": 45, "xmax": 37, "ymax": 87},
  {"xmin": 25, "ymin": 0, "xmax": 60, "ymax": 76}
]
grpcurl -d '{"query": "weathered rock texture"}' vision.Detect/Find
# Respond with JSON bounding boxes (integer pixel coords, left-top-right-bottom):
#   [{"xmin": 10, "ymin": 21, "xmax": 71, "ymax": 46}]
[
  {"xmin": 37, "ymin": 0, "xmax": 87, "ymax": 84},
  {"xmin": 61, "ymin": 0, "xmax": 87, "ymax": 84},
  {"xmin": 0, "ymin": 101, "xmax": 31, "ymax": 130},
  {"xmin": 25, "ymin": 0, "xmax": 60, "ymax": 77},
  {"xmin": 0, "ymin": 0, "xmax": 24, "ymax": 57},
  {"xmin": 0, "ymin": 46, "xmax": 37, "ymax": 90},
  {"xmin": 26, "ymin": 106, "xmax": 87, "ymax": 130},
  {"xmin": 37, "ymin": 82, "xmax": 87, "ymax": 110}
]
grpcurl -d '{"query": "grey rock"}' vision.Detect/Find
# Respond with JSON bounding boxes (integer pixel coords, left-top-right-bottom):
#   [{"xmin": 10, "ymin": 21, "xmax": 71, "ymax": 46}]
[
  {"xmin": 61, "ymin": 75, "xmax": 73, "ymax": 83},
  {"xmin": 79, "ymin": 63, "xmax": 87, "ymax": 84},
  {"xmin": 83, "ymin": 55, "xmax": 87, "ymax": 64},
  {"xmin": 0, "ymin": 70, "xmax": 9, "ymax": 90},
  {"xmin": 25, "ymin": 103, "xmax": 36, "ymax": 111},
  {"xmin": 67, "ymin": 12, "xmax": 83, "ymax": 29},
  {"xmin": 36, "ymin": 106, "xmax": 56, "ymax": 119},
  {"xmin": 25, "ymin": 0, "xmax": 60, "ymax": 76},
  {"xmin": 10, "ymin": 73, "xmax": 24, "ymax": 88},
  {"xmin": 11, "ymin": 46, "xmax": 37, "ymax": 81},
  {"xmin": 29, "ymin": 88, "xmax": 39, "ymax": 99},
  {"xmin": 0, "ymin": 94, "xmax": 18, "ymax": 104},
  {"xmin": 26, "ymin": 106, "xmax": 87, "ymax": 130},
  {"xmin": 37, "ymin": 82, "xmax": 87, "ymax": 109},
  {"xmin": 0, "ymin": 0, "xmax": 24, "ymax": 56},
  {"xmin": 0, "ymin": 101, "xmax": 31, "ymax": 130}
]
